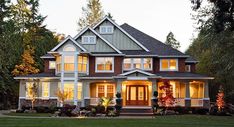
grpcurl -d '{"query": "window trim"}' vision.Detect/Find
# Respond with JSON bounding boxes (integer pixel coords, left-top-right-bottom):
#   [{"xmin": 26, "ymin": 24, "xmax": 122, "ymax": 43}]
[
  {"xmin": 64, "ymin": 55, "xmax": 75, "ymax": 72},
  {"xmin": 96, "ymin": 84, "xmax": 115, "ymax": 98},
  {"xmin": 78, "ymin": 56, "xmax": 88, "ymax": 73},
  {"xmin": 41, "ymin": 82, "xmax": 50, "ymax": 99},
  {"xmin": 185, "ymin": 65, "xmax": 191, "ymax": 72},
  {"xmin": 159, "ymin": 59, "xmax": 178, "ymax": 71},
  {"xmin": 81, "ymin": 36, "xmax": 96, "ymax": 44},
  {"xmin": 123, "ymin": 58, "xmax": 153, "ymax": 71},
  {"xmin": 99, "ymin": 26, "xmax": 114, "ymax": 34},
  {"xmin": 49, "ymin": 61, "xmax": 56, "ymax": 69},
  {"xmin": 95, "ymin": 57, "xmax": 114, "ymax": 73}
]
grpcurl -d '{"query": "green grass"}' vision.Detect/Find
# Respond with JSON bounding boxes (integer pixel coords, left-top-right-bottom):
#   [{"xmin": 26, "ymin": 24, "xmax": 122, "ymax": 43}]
[
  {"xmin": 0, "ymin": 115, "xmax": 233, "ymax": 127},
  {"xmin": 3, "ymin": 112, "xmax": 51, "ymax": 117}
]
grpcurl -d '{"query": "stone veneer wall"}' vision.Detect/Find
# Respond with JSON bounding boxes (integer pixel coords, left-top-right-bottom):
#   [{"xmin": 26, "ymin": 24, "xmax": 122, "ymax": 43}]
[{"xmin": 19, "ymin": 99, "xmax": 57, "ymax": 108}]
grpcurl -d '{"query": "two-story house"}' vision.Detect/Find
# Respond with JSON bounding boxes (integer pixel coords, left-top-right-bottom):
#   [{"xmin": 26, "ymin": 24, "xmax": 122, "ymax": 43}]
[{"xmin": 15, "ymin": 16, "xmax": 213, "ymax": 110}]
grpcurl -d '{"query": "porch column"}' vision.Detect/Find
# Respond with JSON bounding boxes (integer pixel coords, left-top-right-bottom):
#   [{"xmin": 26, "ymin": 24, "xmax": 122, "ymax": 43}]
[
  {"xmin": 73, "ymin": 53, "xmax": 78, "ymax": 106},
  {"xmin": 83, "ymin": 81, "xmax": 90, "ymax": 107},
  {"xmin": 116, "ymin": 80, "xmax": 122, "ymax": 93},
  {"xmin": 203, "ymin": 80, "xmax": 210, "ymax": 109},
  {"xmin": 60, "ymin": 53, "xmax": 65, "ymax": 107},
  {"xmin": 151, "ymin": 79, "xmax": 157, "ymax": 98},
  {"xmin": 185, "ymin": 80, "xmax": 191, "ymax": 108}
]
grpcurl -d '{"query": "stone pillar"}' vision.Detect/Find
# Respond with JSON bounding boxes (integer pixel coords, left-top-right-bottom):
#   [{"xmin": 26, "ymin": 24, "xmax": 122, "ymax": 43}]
[
  {"xmin": 203, "ymin": 80, "xmax": 210, "ymax": 109},
  {"xmin": 83, "ymin": 81, "xmax": 90, "ymax": 107},
  {"xmin": 185, "ymin": 81, "xmax": 191, "ymax": 108}
]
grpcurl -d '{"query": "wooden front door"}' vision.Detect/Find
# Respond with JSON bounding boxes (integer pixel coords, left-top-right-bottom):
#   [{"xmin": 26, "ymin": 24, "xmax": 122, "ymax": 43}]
[{"xmin": 126, "ymin": 85, "xmax": 148, "ymax": 106}]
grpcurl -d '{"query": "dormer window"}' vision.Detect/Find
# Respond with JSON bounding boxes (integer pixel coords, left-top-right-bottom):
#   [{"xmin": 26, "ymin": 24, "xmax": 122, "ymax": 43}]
[
  {"xmin": 82, "ymin": 36, "xmax": 96, "ymax": 44},
  {"xmin": 100, "ymin": 26, "xmax": 114, "ymax": 34}
]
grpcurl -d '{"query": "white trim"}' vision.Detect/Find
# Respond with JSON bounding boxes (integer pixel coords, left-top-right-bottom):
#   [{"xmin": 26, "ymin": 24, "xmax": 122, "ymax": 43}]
[
  {"xmin": 184, "ymin": 98, "xmax": 191, "ymax": 100},
  {"xmin": 96, "ymin": 83, "xmax": 115, "ymax": 98},
  {"xmin": 14, "ymin": 77, "xmax": 59, "ymax": 80},
  {"xmin": 74, "ymin": 27, "xmax": 122, "ymax": 54},
  {"xmin": 40, "ymin": 56, "xmax": 55, "ymax": 59},
  {"xmin": 79, "ymin": 77, "xmax": 113, "ymax": 80},
  {"xmin": 127, "ymin": 77, "xmax": 148, "ymax": 80},
  {"xmin": 99, "ymin": 26, "xmax": 114, "ymax": 34},
  {"xmin": 93, "ymin": 16, "xmax": 150, "ymax": 52},
  {"xmin": 120, "ymin": 69, "xmax": 154, "ymax": 76},
  {"xmin": 185, "ymin": 65, "xmax": 191, "ymax": 72},
  {"xmin": 81, "ymin": 36, "xmax": 96, "ymax": 44},
  {"xmin": 203, "ymin": 98, "xmax": 210, "ymax": 100},
  {"xmin": 95, "ymin": 57, "xmax": 114, "ymax": 73},
  {"xmin": 159, "ymin": 59, "xmax": 179, "ymax": 71},
  {"xmin": 51, "ymin": 35, "xmax": 87, "ymax": 52},
  {"xmin": 123, "ymin": 58, "xmax": 153, "ymax": 71},
  {"xmin": 91, "ymin": 54, "xmax": 125, "ymax": 56}
]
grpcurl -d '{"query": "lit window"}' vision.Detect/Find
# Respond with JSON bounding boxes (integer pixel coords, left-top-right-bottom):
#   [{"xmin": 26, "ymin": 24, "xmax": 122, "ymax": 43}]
[
  {"xmin": 63, "ymin": 45, "xmax": 75, "ymax": 51},
  {"xmin": 185, "ymin": 65, "xmax": 191, "ymax": 72},
  {"xmin": 133, "ymin": 58, "xmax": 141, "ymax": 69},
  {"xmin": 64, "ymin": 55, "xmax": 75, "ymax": 71},
  {"xmin": 49, "ymin": 61, "xmax": 56, "ymax": 69},
  {"xmin": 96, "ymin": 57, "xmax": 113, "ymax": 72},
  {"xmin": 100, "ymin": 26, "xmax": 114, "ymax": 34},
  {"xmin": 82, "ymin": 36, "xmax": 96, "ymax": 44},
  {"xmin": 78, "ymin": 56, "xmax": 88, "ymax": 73},
  {"xmin": 160, "ymin": 59, "xmax": 178, "ymax": 71},
  {"xmin": 97, "ymin": 84, "xmax": 115, "ymax": 98},
  {"xmin": 77, "ymin": 83, "xmax": 82, "ymax": 100},
  {"xmin": 64, "ymin": 83, "xmax": 74, "ymax": 100},
  {"xmin": 42, "ymin": 82, "xmax": 50, "ymax": 98},
  {"xmin": 143, "ymin": 58, "xmax": 152, "ymax": 70},
  {"xmin": 190, "ymin": 82, "xmax": 204, "ymax": 99},
  {"xmin": 26, "ymin": 82, "xmax": 34, "ymax": 98},
  {"xmin": 123, "ymin": 58, "xmax": 131, "ymax": 70},
  {"xmin": 56, "ymin": 56, "xmax": 61, "ymax": 73}
]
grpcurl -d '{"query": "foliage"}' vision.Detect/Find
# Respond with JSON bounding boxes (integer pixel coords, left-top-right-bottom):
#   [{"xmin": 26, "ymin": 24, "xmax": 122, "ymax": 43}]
[
  {"xmin": 12, "ymin": 45, "xmax": 39, "ymax": 76},
  {"xmin": 216, "ymin": 85, "xmax": 225, "ymax": 112},
  {"xmin": 78, "ymin": 0, "xmax": 104, "ymax": 30},
  {"xmin": 165, "ymin": 32, "xmax": 180, "ymax": 49},
  {"xmin": 59, "ymin": 104, "xmax": 76, "ymax": 117},
  {"xmin": 159, "ymin": 80, "xmax": 175, "ymax": 107},
  {"xmin": 55, "ymin": 89, "xmax": 69, "ymax": 107},
  {"xmin": 99, "ymin": 97, "xmax": 112, "ymax": 112}
]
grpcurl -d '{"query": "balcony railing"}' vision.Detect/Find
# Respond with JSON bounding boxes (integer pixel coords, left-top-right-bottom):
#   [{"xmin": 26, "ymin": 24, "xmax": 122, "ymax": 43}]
[
  {"xmin": 191, "ymin": 99, "xmax": 203, "ymax": 107},
  {"xmin": 90, "ymin": 97, "xmax": 116, "ymax": 106}
]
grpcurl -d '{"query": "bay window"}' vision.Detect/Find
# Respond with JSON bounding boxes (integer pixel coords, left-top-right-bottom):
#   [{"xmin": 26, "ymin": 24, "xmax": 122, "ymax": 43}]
[
  {"xmin": 123, "ymin": 58, "xmax": 152, "ymax": 70},
  {"xmin": 96, "ymin": 57, "xmax": 114, "ymax": 72},
  {"xmin": 64, "ymin": 55, "xmax": 75, "ymax": 71},
  {"xmin": 160, "ymin": 59, "xmax": 178, "ymax": 71},
  {"xmin": 78, "ymin": 56, "xmax": 88, "ymax": 73}
]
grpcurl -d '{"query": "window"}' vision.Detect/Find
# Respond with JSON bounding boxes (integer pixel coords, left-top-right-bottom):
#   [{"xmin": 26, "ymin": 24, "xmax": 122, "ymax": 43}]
[
  {"xmin": 64, "ymin": 55, "xmax": 75, "ymax": 71},
  {"xmin": 42, "ymin": 82, "xmax": 50, "ymax": 98},
  {"xmin": 172, "ymin": 81, "xmax": 185, "ymax": 98},
  {"xmin": 26, "ymin": 82, "xmax": 34, "ymax": 98},
  {"xmin": 64, "ymin": 83, "xmax": 74, "ymax": 100},
  {"xmin": 100, "ymin": 26, "xmax": 114, "ymax": 34},
  {"xmin": 49, "ymin": 61, "xmax": 56, "ymax": 69},
  {"xmin": 77, "ymin": 83, "xmax": 82, "ymax": 100},
  {"xmin": 123, "ymin": 58, "xmax": 131, "ymax": 70},
  {"xmin": 97, "ymin": 84, "xmax": 115, "ymax": 98},
  {"xmin": 185, "ymin": 65, "xmax": 191, "ymax": 72},
  {"xmin": 78, "ymin": 56, "xmax": 88, "ymax": 73},
  {"xmin": 96, "ymin": 57, "xmax": 114, "ymax": 72},
  {"xmin": 190, "ymin": 82, "xmax": 204, "ymax": 99},
  {"xmin": 82, "ymin": 36, "xmax": 96, "ymax": 44},
  {"xmin": 63, "ymin": 44, "xmax": 75, "ymax": 52},
  {"xmin": 56, "ymin": 56, "xmax": 61, "ymax": 73},
  {"xmin": 123, "ymin": 58, "xmax": 152, "ymax": 70},
  {"xmin": 160, "ymin": 59, "xmax": 178, "ymax": 71},
  {"xmin": 133, "ymin": 58, "xmax": 141, "ymax": 69}
]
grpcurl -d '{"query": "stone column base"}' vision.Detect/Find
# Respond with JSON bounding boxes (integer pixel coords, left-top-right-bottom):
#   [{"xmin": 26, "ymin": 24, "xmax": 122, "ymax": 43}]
[
  {"xmin": 185, "ymin": 99, "xmax": 191, "ymax": 108},
  {"xmin": 203, "ymin": 99, "xmax": 210, "ymax": 109},
  {"xmin": 84, "ymin": 99, "xmax": 90, "ymax": 107}
]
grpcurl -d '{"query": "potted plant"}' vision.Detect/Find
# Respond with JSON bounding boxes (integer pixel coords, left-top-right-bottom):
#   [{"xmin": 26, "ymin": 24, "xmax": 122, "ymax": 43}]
[
  {"xmin": 115, "ymin": 92, "xmax": 122, "ymax": 116},
  {"xmin": 152, "ymin": 91, "xmax": 159, "ymax": 115}
]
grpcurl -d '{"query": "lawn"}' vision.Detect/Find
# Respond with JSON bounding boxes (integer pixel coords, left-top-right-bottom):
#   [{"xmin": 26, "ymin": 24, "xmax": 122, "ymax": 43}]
[{"xmin": 0, "ymin": 115, "xmax": 233, "ymax": 127}]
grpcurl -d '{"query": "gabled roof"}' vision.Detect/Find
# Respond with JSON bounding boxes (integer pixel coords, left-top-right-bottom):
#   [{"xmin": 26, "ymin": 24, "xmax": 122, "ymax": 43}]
[
  {"xmin": 185, "ymin": 57, "xmax": 199, "ymax": 63},
  {"xmin": 74, "ymin": 27, "xmax": 122, "ymax": 54},
  {"xmin": 93, "ymin": 16, "xmax": 150, "ymax": 52},
  {"xmin": 40, "ymin": 54, "xmax": 55, "ymax": 59},
  {"xmin": 120, "ymin": 23, "xmax": 189, "ymax": 57},
  {"xmin": 50, "ymin": 35, "xmax": 87, "ymax": 52},
  {"xmin": 120, "ymin": 69, "xmax": 155, "ymax": 76}
]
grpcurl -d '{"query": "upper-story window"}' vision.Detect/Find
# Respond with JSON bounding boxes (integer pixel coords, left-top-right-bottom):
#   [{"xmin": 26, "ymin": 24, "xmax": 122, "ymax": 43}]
[
  {"xmin": 100, "ymin": 26, "xmax": 114, "ymax": 34},
  {"xmin": 64, "ymin": 55, "xmax": 75, "ymax": 71},
  {"xmin": 185, "ymin": 65, "xmax": 191, "ymax": 72},
  {"xmin": 82, "ymin": 36, "xmax": 96, "ymax": 44},
  {"xmin": 49, "ymin": 61, "xmax": 56, "ymax": 69},
  {"xmin": 78, "ymin": 56, "xmax": 88, "ymax": 73},
  {"xmin": 63, "ymin": 44, "xmax": 76, "ymax": 52},
  {"xmin": 123, "ymin": 58, "xmax": 152, "ymax": 70},
  {"xmin": 96, "ymin": 57, "xmax": 114, "ymax": 72},
  {"xmin": 56, "ymin": 56, "xmax": 61, "ymax": 73},
  {"xmin": 160, "ymin": 59, "xmax": 178, "ymax": 71}
]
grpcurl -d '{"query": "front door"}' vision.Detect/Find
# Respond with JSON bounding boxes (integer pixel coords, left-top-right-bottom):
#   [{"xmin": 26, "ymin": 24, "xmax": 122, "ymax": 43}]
[{"xmin": 126, "ymin": 85, "xmax": 148, "ymax": 105}]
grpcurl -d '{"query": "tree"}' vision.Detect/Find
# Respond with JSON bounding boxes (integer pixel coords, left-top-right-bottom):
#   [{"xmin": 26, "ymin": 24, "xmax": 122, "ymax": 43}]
[
  {"xmin": 77, "ymin": 0, "xmax": 104, "ymax": 30},
  {"xmin": 216, "ymin": 85, "xmax": 225, "ymax": 112},
  {"xmin": 12, "ymin": 45, "xmax": 39, "ymax": 76},
  {"xmin": 27, "ymin": 80, "xmax": 39, "ymax": 110},
  {"xmin": 159, "ymin": 80, "xmax": 175, "ymax": 108},
  {"xmin": 165, "ymin": 32, "xmax": 181, "ymax": 49},
  {"xmin": 56, "ymin": 89, "xmax": 69, "ymax": 107},
  {"xmin": 100, "ymin": 97, "xmax": 112, "ymax": 113}
]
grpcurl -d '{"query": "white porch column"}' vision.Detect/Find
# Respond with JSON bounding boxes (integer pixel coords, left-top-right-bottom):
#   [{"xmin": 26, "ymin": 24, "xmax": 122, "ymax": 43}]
[
  {"xmin": 60, "ymin": 53, "xmax": 65, "ymax": 107},
  {"xmin": 83, "ymin": 81, "xmax": 90, "ymax": 107},
  {"xmin": 116, "ymin": 80, "xmax": 122, "ymax": 93},
  {"xmin": 151, "ymin": 79, "xmax": 157, "ymax": 98},
  {"xmin": 73, "ymin": 53, "xmax": 79, "ymax": 105}
]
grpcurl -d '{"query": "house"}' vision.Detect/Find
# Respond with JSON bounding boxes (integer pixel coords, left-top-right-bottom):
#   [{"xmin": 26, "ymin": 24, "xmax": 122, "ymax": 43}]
[{"xmin": 14, "ymin": 16, "xmax": 213, "ymax": 110}]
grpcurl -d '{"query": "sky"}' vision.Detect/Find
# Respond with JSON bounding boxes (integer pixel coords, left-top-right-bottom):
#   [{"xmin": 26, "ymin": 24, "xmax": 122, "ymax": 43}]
[{"xmin": 39, "ymin": 0, "xmax": 196, "ymax": 52}]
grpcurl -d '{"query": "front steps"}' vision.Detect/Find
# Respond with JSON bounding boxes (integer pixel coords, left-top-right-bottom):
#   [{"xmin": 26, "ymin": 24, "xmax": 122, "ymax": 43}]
[{"xmin": 120, "ymin": 106, "xmax": 153, "ymax": 116}]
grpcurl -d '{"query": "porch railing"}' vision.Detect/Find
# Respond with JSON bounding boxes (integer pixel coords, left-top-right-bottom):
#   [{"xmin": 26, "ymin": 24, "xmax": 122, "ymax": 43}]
[
  {"xmin": 175, "ymin": 98, "xmax": 185, "ymax": 106},
  {"xmin": 90, "ymin": 97, "xmax": 116, "ymax": 106},
  {"xmin": 191, "ymin": 99, "xmax": 203, "ymax": 107}
]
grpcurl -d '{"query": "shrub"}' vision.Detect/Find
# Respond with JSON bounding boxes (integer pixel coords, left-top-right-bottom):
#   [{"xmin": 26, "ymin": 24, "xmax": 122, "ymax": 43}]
[{"xmin": 60, "ymin": 104, "xmax": 76, "ymax": 117}]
